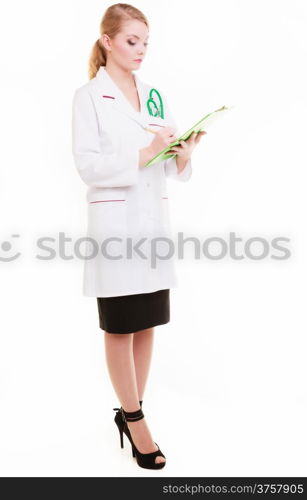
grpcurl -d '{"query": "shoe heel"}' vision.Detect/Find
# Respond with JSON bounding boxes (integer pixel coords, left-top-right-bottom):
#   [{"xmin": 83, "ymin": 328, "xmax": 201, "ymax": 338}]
[
  {"xmin": 113, "ymin": 401, "xmax": 143, "ymax": 458},
  {"xmin": 118, "ymin": 427, "xmax": 124, "ymax": 448}
]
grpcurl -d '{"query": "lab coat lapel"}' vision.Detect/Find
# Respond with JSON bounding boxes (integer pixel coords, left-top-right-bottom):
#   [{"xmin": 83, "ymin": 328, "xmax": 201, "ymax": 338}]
[{"xmin": 95, "ymin": 65, "xmax": 146, "ymax": 129}]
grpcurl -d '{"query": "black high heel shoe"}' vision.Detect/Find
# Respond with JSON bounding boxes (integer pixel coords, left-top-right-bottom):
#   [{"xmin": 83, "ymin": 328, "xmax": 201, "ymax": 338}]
[
  {"xmin": 120, "ymin": 407, "xmax": 166, "ymax": 470},
  {"xmin": 113, "ymin": 400, "xmax": 143, "ymax": 444}
]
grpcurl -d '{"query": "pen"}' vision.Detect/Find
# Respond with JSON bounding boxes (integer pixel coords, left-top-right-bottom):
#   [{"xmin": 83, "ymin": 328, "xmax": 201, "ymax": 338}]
[
  {"xmin": 144, "ymin": 127, "xmax": 158, "ymax": 134},
  {"xmin": 144, "ymin": 124, "xmax": 166, "ymax": 134}
]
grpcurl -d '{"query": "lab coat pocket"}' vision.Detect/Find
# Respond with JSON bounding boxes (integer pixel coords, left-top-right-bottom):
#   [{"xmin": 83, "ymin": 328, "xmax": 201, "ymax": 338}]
[
  {"xmin": 88, "ymin": 188, "xmax": 127, "ymax": 204},
  {"xmin": 88, "ymin": 188, "xmax": 128, "ymax": 238}
]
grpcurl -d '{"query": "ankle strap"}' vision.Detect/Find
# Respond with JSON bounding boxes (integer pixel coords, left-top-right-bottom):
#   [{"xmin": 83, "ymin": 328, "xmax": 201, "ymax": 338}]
[
  {"xmin": 121, "ymin": 407, "xmax": 144, "ymax": 422},
  {"xmin": 113, "ymin": 400, "xmax": 143, "ymax": 413}
]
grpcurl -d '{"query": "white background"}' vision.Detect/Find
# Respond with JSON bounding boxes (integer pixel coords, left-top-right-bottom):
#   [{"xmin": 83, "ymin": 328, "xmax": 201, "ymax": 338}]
[{"xmin": 0, "ymin": 0, "xmax": 306, "ymax": 477}]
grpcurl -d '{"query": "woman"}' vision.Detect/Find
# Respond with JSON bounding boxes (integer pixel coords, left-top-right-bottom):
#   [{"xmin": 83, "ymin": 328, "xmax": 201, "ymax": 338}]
[{"xmin": 72, "ymin": 3, "xmax": 205, "ymax": 470}]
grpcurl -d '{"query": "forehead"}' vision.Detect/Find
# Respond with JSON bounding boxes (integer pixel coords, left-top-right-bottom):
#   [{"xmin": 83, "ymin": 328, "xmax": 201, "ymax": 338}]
[{"xmin": 120, "ymin": 20, "xmax": 149, "ymax": 39}]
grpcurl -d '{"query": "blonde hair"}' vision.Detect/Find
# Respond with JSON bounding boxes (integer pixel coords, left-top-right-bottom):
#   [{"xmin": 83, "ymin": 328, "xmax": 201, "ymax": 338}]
[{"xmin": 88, "ymin": 3, "xmax": 149, "ymax": 80}]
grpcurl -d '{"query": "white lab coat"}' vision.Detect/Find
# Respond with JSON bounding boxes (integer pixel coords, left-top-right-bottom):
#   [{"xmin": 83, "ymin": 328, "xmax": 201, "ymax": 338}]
[{"xmin": 72, "ymin": 65, "xmax": 192, "ymax": 297}]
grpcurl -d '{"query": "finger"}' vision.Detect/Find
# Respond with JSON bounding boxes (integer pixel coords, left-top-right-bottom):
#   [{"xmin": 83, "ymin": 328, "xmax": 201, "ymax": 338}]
[
  {"xmin": 188, "ymin": 132, "xmax": 197, "ymax": 139},
  {"xmin": 187, "ymin": 132, "xmax": 197, "ymax": 143},
  {"xmin": 195, "ymin": 131, "xmax": 207, "ymax": 143}
]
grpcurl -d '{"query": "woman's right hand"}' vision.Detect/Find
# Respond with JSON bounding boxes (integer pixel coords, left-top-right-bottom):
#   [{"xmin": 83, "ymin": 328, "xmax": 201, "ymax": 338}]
[
  {"xmin": 138, "ymin": 127, "xmax": 178, "ymax": 168},
  {"xmin": 148, "ymin": 126, "xmax": 178, "ymax": 156}
]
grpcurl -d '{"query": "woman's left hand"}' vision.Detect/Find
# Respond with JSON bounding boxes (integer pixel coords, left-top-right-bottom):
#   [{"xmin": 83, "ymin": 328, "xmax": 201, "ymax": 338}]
[{"xmin": 168, "ymin": 130, "xmax": 207, "ymax": 162}]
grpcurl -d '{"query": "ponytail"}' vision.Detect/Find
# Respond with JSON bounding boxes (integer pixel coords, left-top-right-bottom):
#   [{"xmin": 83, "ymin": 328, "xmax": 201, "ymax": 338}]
[{"xmin": 88, "ymin": 38, "xmax": 107, "ymax": 80}]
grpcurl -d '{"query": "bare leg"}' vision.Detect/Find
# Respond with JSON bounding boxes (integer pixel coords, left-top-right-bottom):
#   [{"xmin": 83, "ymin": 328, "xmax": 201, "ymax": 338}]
[
  {"xmin": 104, "ymin": 332, "xmax": 139, "ymax": 410},
  {"xmin": 132, "ymin": 327, "xmax": 154, "ymax": 401},
  {"xmin": 104, "ymin": 331, "xmax": 165, "ymax": 464}
]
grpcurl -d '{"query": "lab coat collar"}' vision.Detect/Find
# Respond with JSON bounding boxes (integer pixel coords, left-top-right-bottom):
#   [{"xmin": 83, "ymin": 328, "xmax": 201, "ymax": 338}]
[{"xmin": 95, "ymin": 65, "xmax": 146, "ymax": 128}]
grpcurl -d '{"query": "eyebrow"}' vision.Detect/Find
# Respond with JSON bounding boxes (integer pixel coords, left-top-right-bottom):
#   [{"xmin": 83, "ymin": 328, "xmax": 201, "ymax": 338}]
[{"xmin": 126, "ymin": 34, "xmax": 149, "ymax": 40}]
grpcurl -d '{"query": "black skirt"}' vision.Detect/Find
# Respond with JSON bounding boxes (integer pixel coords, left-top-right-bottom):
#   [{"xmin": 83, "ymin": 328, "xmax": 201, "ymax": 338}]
[{"xmin": 96, "ymin": 289, "xmax": 170, "ymax": 334}]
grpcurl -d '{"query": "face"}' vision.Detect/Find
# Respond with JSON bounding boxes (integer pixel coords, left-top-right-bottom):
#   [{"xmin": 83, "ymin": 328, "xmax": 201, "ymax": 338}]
[{"xmin": 102, "ymin": 19, "xmax": 149, "ymax": 70}]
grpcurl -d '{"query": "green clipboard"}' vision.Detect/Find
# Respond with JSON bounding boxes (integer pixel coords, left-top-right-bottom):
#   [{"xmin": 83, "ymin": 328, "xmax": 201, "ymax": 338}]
[{"xmin": 144, "ymin": 104, "xmax": 231, "ymax": 167}]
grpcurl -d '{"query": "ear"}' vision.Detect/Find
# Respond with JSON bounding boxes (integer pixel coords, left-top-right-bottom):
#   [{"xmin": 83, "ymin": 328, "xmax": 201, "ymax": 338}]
[{"xmin": 101, "ymin": 34, "xmax": 112, "ymax": 52}]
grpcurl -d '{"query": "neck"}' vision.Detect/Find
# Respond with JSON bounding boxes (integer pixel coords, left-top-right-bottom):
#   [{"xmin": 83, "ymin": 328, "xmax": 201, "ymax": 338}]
[{"xmin": 104, "ymin": 61, "xmax": 135, "ymax": 89}]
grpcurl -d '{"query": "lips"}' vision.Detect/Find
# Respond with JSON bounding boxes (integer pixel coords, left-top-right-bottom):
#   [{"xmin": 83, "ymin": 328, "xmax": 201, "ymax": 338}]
[{"xmin": 134, "ymin": 59, "xmax": 142, "ymax": 62}]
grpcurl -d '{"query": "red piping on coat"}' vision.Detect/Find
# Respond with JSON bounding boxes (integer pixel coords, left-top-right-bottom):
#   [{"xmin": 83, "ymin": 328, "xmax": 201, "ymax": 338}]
[
  {"xmin": 102, "ymin": 95, "xmax": 115, "ymax": 99},
  {"xmin": 89, "ymin": 199, "xmax": 126, "ymax": 204}
]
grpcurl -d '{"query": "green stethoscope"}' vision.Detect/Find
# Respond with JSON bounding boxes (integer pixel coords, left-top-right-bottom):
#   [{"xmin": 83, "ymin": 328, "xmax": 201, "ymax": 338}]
[{"xmin": 146, "ymin": 88, "xmax": 164, "ymax": 119}]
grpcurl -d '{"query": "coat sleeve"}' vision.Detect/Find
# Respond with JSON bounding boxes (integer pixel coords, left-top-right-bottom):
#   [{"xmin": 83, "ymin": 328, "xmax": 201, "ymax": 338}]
[
  {"xmin": 72, "ymin": 87, "xmax": 140, "ymax": 188},
  {"xmin": 160, "ymin": 90, "xmax": 193, "ymax": 182}
]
